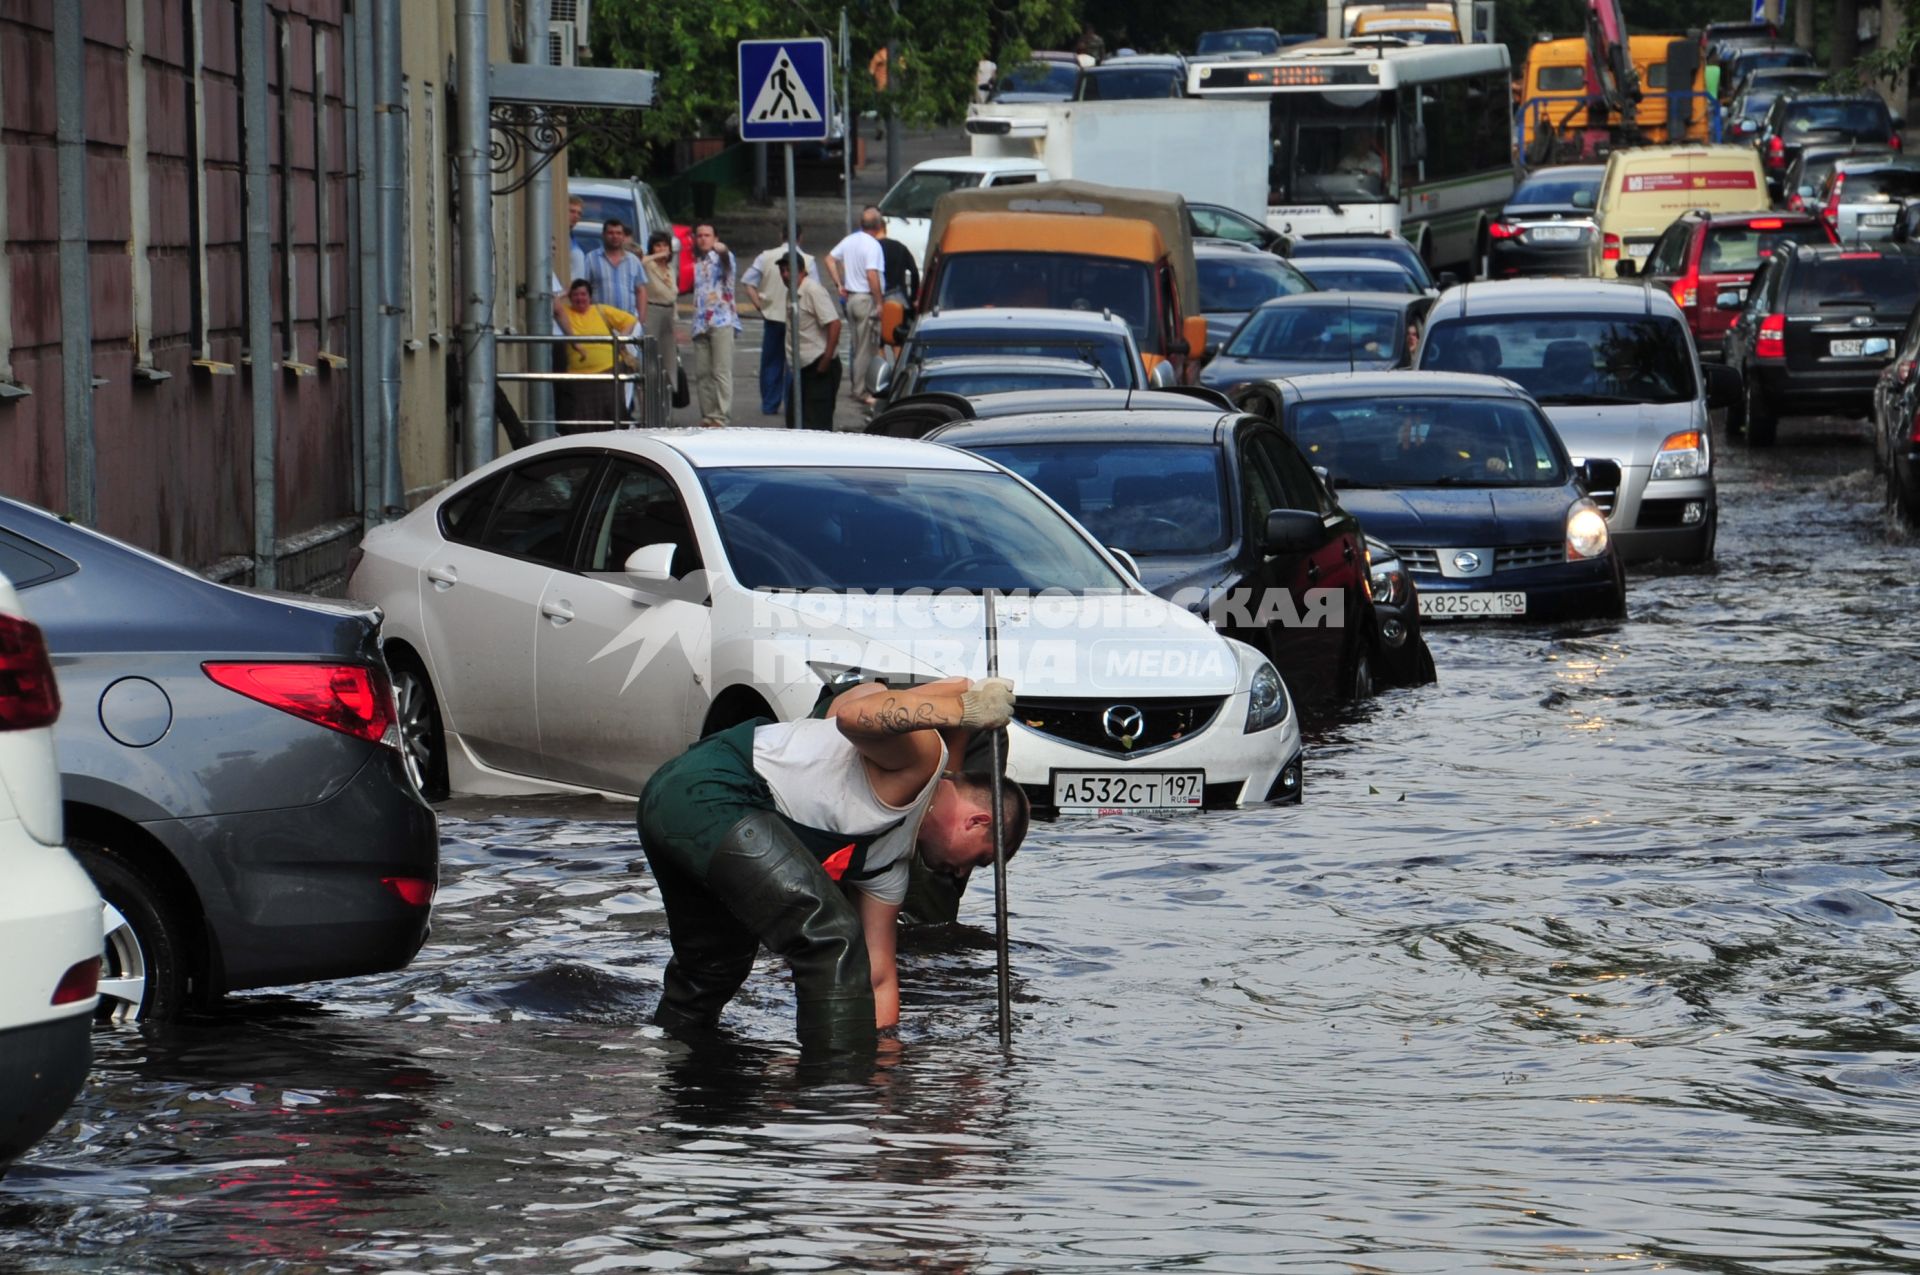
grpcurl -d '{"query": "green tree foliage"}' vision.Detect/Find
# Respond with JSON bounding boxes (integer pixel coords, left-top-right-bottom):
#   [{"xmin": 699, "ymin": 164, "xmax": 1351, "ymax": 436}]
[{"xmin": 570, "ymin": 0, "xmax": 1077, "ymax": 180}]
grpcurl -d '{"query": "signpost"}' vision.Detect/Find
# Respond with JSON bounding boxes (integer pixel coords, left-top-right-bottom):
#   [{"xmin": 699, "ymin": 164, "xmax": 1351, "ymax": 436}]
[{"xmin": 739, "ymin": 38, "xmax": 832, "ymax": 428}]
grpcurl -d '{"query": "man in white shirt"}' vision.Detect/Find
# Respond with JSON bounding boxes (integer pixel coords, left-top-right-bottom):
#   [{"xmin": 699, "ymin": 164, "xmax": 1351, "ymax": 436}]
[
  {"xmin": 778, "ymin": 255, "xmax": 842, "ymax": 431},
  {"xmin": 825, "ymin": 208, "xmax": 887, "ymax": 407},
  {"xmin": 742, "ymin": 229, "xmax": 815, "ymax": 417}
]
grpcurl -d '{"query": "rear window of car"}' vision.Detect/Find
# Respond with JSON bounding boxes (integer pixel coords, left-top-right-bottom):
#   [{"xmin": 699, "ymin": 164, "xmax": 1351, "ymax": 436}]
[
  {"xmin": 1701, "ymin": 221, "xmax": 1831, "ymax": 271},
  {"xmin": 1511, "ymin": 173, "xmax": 1599, "ymax": 207},
  {"xmin": 0, "ymin": 529, "xmax": 77, "ymax": 592},
  {"xmin": 1839, "ymin": 167, "xmax": 1920, "ymax": 201},
  {"xmin": 1786, "ymin": 256, "xmax": 1920, "ymax": 311},
  {"xmin": 1782, "ymin": 99, "xmax": 1893, "ymax": 138},
  {"xmin": 574, "ymin": 194, "xmax": 636, "ymax": 229},
  {"xmin": 1077, "ymin": 68, "xmax": 1181, "ymax": 100}
]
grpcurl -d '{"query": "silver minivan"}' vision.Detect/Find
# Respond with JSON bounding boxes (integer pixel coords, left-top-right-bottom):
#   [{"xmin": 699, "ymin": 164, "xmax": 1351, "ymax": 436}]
[{"xmin": 1415, "ymin": 280, "xmax": 1741, "ymax": 564}]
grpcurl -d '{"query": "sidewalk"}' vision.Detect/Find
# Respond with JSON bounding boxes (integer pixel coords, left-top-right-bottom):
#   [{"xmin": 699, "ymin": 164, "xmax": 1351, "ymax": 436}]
[{"xmin": 663, "ymin": 124, "xmax": 966, "ymax": 430}]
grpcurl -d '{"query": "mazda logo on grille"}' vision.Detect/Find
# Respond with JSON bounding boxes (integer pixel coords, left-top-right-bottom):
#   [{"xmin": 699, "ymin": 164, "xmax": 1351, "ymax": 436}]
[
  {"xmin": 1452, "ymin": 550, "xmax": 1482, "ymax": 572},
  {"xmin": 1102, "ymin": 704, "xmax": 1146, "ymax": 747}
]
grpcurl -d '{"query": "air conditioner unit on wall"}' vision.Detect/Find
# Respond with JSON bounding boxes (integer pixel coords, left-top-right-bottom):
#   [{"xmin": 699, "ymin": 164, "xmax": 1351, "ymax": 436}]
[
  {"xmin": 549, "ymin": 22, "xmax": 576, "ymax": 67},
  {"xmin": 551, "ymin": 0, "xmax": 590, "ymax": 50}
]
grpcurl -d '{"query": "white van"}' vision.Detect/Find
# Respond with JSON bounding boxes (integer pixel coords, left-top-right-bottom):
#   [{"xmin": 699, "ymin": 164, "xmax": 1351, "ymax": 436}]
[
  {"xmin": 876, "ymin": 157, "xmax": 1047, "ymax": 276},
  {"xmin": 1589, "ymin": 144, "xmax": 1770, "ymax": 277}
]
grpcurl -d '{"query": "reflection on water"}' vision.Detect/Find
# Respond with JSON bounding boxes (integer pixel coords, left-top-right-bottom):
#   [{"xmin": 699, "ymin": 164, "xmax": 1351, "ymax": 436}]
[{"xmin": 7, "ymin": 423, "xmax": 1920, "ymax": 1271}]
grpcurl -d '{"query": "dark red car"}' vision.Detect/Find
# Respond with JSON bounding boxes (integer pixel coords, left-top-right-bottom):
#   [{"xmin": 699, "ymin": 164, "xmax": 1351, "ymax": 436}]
[{"xmin": 1634, "ymin": 210, "xmax": 1836, "ymax": 359}]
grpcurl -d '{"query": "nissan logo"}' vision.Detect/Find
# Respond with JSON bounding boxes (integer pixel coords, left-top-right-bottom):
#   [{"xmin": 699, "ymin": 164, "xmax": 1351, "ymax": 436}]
[
  {"xmin": 1102, "ymin": 704, "xmax": 1146, "ymax": 746},
  {"xmin": 1452, "ymin": 550, "xmax": 1482, "ymax": 573}
]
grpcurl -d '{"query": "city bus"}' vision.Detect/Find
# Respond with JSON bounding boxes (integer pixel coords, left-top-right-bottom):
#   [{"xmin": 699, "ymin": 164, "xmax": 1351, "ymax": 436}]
[{"xmin": 1188, "ymin": 40, "xmax": 1515, "ymax": 275}]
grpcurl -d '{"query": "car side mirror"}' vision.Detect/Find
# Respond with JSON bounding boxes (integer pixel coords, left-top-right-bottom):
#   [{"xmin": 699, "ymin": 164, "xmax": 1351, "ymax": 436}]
[
  {"xmin": 1715, "ymin": 289, "xmax": 1745, "ymax": 311},
  {"xmin": 1106, "ymin": 547, "xmax": 1143, "ymax": 581},
  {"xmin": 1704, "ymin": 362, "xmax": 1743, "ymax": 409},
  {"xmin": 880, "ymin": 298, "xmax": 906, "ymax": 346},
  {"xmin": 624, "ymin": 543, "xmax": 677, "ymax": 583},
  {"xmin": 1262, "ymin": 508, "xmax": 1322, "ymax": 554},
  {"xmin": 1312, "ymin": 464, "xmax": 1335, "ymax": 493},
  {"xmin": 1580, "ymin": 457, "xmax": 1623, "ymax": 494},
  {"xmin": 1615, "ymin": 259, "xmax": 1637, "ymax": 278},
  {"xmin": 1148, "ymin": 359, "xmax": 1177, "ymax": 388},
  {"xmin": 1202, "ymin": 342, "xmax": 1220, "ymax": 361},
  {"xmin": 1437, "ymin": 271, "xmax": 1460, "ymax": 288},
  {"xmin": 1183, "ymin": 315, "xmax": 1208, "ymax": 360}
]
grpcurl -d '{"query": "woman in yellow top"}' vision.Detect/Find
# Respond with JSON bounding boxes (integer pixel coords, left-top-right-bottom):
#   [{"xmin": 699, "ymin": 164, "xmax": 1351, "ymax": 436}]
[{"xmin": 554, "ymin": 278, "xmax": 636, "ymax": 431}]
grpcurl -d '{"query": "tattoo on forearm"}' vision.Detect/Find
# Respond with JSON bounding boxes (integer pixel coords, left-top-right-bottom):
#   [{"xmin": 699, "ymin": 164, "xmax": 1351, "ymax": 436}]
[{"xmin": 854, "ymin": 697, "xmax": 945, "ymax": 736}]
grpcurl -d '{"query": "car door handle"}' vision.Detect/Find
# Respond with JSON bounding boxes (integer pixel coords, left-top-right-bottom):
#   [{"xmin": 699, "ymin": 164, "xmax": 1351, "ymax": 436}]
[
  {"xmin": 542, "ymin": 599, "xmax": 575, "ymax": 624},
  {"xmin": 1342, "ymin": 541, "xmax": 1356, "ymax": 562},
  {"xmin": 1305, "ymin": 562, "xmax": 1320, "ymax": 583},
  {"xmin": 427, "ymin": 566, "xmax": 458, "ymax": 590}
]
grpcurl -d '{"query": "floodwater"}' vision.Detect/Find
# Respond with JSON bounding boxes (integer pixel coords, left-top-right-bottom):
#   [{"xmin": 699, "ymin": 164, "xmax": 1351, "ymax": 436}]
[{"xmin": 7, "ymin": 417, "xmax": 1920, "ymax": 1273}]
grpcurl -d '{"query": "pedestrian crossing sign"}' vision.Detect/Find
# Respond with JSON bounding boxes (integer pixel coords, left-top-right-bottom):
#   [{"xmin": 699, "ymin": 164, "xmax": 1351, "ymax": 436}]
[{"xmin": 738, "ymin": 38, "xmax": 833, "ymax": 143}]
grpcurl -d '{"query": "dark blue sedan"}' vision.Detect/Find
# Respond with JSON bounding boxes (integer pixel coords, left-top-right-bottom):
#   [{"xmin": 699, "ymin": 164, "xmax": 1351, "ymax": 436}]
[{"xmin": 1250, "ymin": 372, "xmax": 1627, "ymax": 623}]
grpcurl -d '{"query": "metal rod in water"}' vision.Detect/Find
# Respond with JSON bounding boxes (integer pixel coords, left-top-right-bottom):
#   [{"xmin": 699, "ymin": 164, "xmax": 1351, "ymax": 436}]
[{"xmin": 987, "ymin": 589, "xmax": 1012, "ymax": 1047}]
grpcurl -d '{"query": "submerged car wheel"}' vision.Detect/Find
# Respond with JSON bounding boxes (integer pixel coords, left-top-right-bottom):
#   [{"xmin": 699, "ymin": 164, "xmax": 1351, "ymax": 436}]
[
  {"xmin": 391, "ymin": 659, "xmax": 450, "ymax": 801},
  {"xmin": 70, "ymin": 839, "xmax": 191, "ymax": 1024}
]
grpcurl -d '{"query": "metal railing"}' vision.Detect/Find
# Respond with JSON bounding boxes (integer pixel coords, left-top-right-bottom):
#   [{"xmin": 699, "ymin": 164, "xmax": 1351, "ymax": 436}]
[{"xmin": 496, "ymin": 330, "xmax": 670, "ymax": 436}]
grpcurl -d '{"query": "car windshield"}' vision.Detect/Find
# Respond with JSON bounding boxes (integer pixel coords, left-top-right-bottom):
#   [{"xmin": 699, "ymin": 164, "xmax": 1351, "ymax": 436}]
[
  {"xmin": 1287, "ymin": 396, "xmax": 1570, "ymax": 488},
  {"xmin": 879, "ymin": 169, "xmax": 984, "ymax": 220},
  {"xmin": 932, "ymin": 254, "xmax": 1157, "ymax": 348},
  {"xmin": 1198, "ymin": 255, "xmax": 1314, "ymax": 314},
  {"xmin": 1839, "ymin": 167, "xmax": 1920, "ymax": 201},
  {"xmin": 701, "ymin": 466, "xmax": 1127, "ymax": 593},
  {"xmin": 1510, "ymin": 173, "xmax": 1600, "ymax": 207},
  {"xmin": 1536, "ymin": 65, "xmax": 1586, "ymax": 92},
  {"xmin": 1422, "ymin": 315, "xmax": 1697, "ymax": 404},
  {"xmin": 996, "ymin": 61, "xmax": 1079, "ymax": 97},
  {"xmin": 1786, "ymin": 257, "xmax": 1920, "ymax": 311},
  {"xmin": 1735, "ymin": 49, "xmax": 1815, "ymax": 75},
  {"xmin": 1784, "ymin": 100, "xmax": 1892, "ymax": 137},
  {"xmin": 909, "ymin": 326, "xmax": 1137, "ymax": 388},
  {"xmin": 1078, "ymin": 67, "xmax": 1181, "ymax": 99},
  {"xmin": 1197, "ymin": 30, "xmax": 1281, "ymax": 54},
  {"xmin": 1290, "ymin": 238, "xmax": 1431, "ymax": 284},
  {"xmin": 967, "ymin": 443, "xmax": 1230, "ymax": 555},
  {"xmin": 1296, "ymin": 263, "xmax": 1420, "ymax": 294},
  {"xmin": 574, "ymin": 193, "xmax": 635, "ymax": 227},
  {"xmin": 918, "ymin": 366, "xmax": 1109, "ymax": 396},
  {"xmin": 1267, "ymin": 90, "xmax": 1397, "ymax": 205},
  {"xmin": 1701, "ymin": 221, "xmax": 1832, "ymax": 271},
  {"xmin": 1225, "ymin": 304, "xmax": 1403, "ymax": 361}
]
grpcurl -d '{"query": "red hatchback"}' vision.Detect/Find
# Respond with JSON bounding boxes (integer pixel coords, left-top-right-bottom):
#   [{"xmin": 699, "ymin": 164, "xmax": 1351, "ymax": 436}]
[{"xmin": 1635, "ymin": 211, "xmax": 1837, "ymax": 359}]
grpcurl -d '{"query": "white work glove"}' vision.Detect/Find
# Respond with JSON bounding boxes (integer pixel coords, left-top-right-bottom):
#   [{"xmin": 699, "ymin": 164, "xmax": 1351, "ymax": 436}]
[{"xmin": 959, "ymin": 678, "xmax": 1016, "ymax": 730}]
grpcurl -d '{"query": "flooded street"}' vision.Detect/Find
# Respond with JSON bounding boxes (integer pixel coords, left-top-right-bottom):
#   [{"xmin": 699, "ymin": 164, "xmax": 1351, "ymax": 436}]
[{"xmin": 6, "ymin": 418, "xmax": 1920, "ymax": 1273}]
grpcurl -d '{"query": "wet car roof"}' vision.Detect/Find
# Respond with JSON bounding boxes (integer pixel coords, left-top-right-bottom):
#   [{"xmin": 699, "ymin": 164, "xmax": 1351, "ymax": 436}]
[
  {"xmin": 1264, "ymin": 370, "xmax": 1535, "ymax": 403},
  {"xmin": 1249, "ymin": 291, "xmax": 1425, "ymax": 313},
  {"xmin": 639, "ymin": 428, "xmax": 1000, "ymax": 472},
  {"xmin": 928, "ymin": 410, "xmax": 1237, "ymax": 449},
  {"xmin": 1430, "ymin": 278, "xmax": 1680, "ymax": 319},
  {"xmin": 914, "ymin": 307, "xmax": 1132, "ymax": 333}
]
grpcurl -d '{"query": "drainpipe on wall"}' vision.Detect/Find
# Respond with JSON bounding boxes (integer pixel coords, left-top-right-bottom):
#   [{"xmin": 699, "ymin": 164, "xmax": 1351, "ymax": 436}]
[
  {"xmin": 523, "ymin": 0, "xmax": 554, "ymax": 441},
  {"xmin": 456, "ymin": 0, "xmax": 497, "ymax": 474},
  {"xmin": 376, "ymin": 0, "xmax": 405, "ymax": 512},
  {"xmin": 241, "ymin": 0, "xmax": 277, "ymax": 588},
  {"xmin": 349, "ymin": 4, "xmax": 382, "ymax": 525},
  {"xmin": 53, "ymin": 1, "xmax": 95, "ymax": 526}
]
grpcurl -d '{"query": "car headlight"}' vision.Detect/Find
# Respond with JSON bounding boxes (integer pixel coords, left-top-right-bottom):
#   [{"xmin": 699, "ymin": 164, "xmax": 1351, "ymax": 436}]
[
  {"xmin": 1650, "ymin": 428, "xmax": 1710, "ymax": 481},
  {"xmin": 1565, "ymin": 499, "xmax": 1610, "ymax": 560},
  {"xmin": 1365, "ymin": 535, "xmax": 1409, "ymax": 606},
  {"xmin": 1245, "ymin": 661, "xmax": 1291, "ymax": 733}
]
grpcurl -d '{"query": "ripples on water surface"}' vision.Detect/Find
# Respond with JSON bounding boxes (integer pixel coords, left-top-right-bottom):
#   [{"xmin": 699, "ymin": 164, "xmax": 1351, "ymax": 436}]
[{"xmin": 6, "ymin": 428, "xmax": 1920, "ymax": 1272}]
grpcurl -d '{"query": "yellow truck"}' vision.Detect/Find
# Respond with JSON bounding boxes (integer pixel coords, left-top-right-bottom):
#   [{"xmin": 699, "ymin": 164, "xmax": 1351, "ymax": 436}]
[{"xmin": 1518, "ymin": 34, "xmax": 1715, "ymax": 161}]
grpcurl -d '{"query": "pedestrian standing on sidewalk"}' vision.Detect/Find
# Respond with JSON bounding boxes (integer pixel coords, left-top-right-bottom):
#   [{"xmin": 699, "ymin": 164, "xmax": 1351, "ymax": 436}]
[
  {"xmin": 780, "ymin": 255, "xmax": 842, "ymax": 431},
  {"xmin": 585, "ymin": 218, "xmax": 645, "ymax": 320},
  {"xmin": 743, "ymin": 228, "xmax": 815, "ymax": 417},
  {"xmin": 567, "ymin": 196, "xmax": 588, "ymax": 285},
  {"xmin": 826, "ymin": 208, "xmax": 886, "ymax": 408},
  {"xmin": 640, "ymin": 230, "xmax": 680, "ymax": 412},
  {"xmin": 690, "ymin": 223, "xmax": 741, "ymax": 427},
  {"xmin": 552, "ymin": 279, "xmax": 637, "ymax": 431}
]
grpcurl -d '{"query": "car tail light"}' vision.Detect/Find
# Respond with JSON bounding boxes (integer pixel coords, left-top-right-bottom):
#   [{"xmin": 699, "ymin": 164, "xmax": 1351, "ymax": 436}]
[
  {"xmin": 0, "ymin": 613, "xmax": 60, "ymax": 731},
  {"xmin": 381, "ymin": 875, "xmax": 435, "ymax": 907},
  {"xmin": 51, "ymin": 958, "xmax": 98, "ymax": 1006},
  {"xmin": 1767, "ymin": 135, "xmax": 1785, "ymax": 167},
  {"xmin": 1602, "ymin": 232, "xmax": 1621, "ymax": 261},
  {"xmin": 1756, "ymin": 313, "xmax": 1786, "ymax": 359},
  {"xmin": 1488, "ymin": 220, "xmax": 1519, "ymax": 239},
  {"xmin": 1894, "ymin": 133, "xmax": 1905, "ymax": 152},
  {"xmin": 1822, "ymin": 173, "xmax": 1845, "ymax": 226},
  {"xmin": 1748, "ymin": 218, "xmax": 1784, "ymax": 230},
  {"xmin": 203, "ymin": 661, "xmax": 396, "ymax": 746},
  {"xmin": 1671, "ymin": 274, "xmax": 1698, "ymax": 308}
]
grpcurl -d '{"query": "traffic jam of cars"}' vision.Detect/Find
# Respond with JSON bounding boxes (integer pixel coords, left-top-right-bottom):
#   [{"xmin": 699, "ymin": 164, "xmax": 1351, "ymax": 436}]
[{"xmin": 4, "ymin": 10, "xmax": 1917, "ymax": 1178}]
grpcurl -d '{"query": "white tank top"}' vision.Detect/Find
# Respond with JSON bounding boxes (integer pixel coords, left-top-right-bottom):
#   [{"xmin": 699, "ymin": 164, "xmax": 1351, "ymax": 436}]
[{"xmin": 751, "ymin": 718, "xmax": 946, "ymax": 906}]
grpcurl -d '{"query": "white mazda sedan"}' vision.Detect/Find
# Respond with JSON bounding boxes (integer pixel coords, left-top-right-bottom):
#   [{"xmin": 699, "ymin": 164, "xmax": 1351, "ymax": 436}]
[{"xmin": 347, "ymin": 430, "xmax": 1302, "ymax": 814}]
